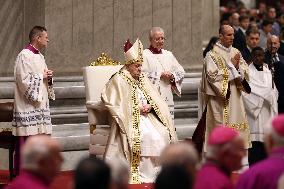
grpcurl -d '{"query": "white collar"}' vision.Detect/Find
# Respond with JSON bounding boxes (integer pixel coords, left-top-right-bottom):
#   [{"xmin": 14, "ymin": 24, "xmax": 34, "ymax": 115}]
[{"xmin": 216, "ymin": 42, "xmax": 232, "ymax": 52}]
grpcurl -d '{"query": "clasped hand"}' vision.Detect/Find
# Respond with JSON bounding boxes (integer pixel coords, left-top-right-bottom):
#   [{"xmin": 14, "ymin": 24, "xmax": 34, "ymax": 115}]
[
  {"xmin": 140, "ymin": 104, "xmax": 152, "ymax": 116},
  {"xmin": 231, "ymin": 53, "xmax": 240, "ymax": 69},
  {"xmin": 43, "ymin": 69, "xmax": 53, "ymax": 79},
  {"xmin": 161, "ymin": 71, "xmax": 174, "ymax": 81}
]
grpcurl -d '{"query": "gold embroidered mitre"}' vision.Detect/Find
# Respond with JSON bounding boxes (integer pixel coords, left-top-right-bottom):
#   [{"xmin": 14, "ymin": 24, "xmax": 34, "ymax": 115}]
[{"xmin": 124, "ymin": 38, "xmax": 143, "ymax": 64}]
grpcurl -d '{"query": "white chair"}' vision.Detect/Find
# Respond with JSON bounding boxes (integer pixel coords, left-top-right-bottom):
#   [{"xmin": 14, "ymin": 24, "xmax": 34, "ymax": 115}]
[{"xmin": 82, "ymin": 53, "xmax": 123, "ymax": 157}]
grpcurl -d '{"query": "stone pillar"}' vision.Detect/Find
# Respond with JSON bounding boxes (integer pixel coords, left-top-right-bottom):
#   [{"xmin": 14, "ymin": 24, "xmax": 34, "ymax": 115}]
[
  {"xmin": 45, "ymin": 0, "xmax": 94, "ymax": 75},
  {"xmin": 24, "ymin": 0, "xmax": 45, "ymax": 41},
  {"xmin": 187, "ymin": 0, "xmax": 203, "ymax": 72},
  {"xmin": 201, "ymin": 0, "xmax": 220, "ymax": 48},
  {"xmin": 0, "ymin": 0, "xmax": 45, "ymax": 77}
]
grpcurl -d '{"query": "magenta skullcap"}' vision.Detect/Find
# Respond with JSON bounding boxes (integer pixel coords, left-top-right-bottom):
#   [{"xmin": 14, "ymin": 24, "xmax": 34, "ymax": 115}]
[
  {"xmin": 272, "ymin": 114, "xmax": 284, "ymax": 136},
  {"xmin": 208, "ymin": 125, "xmax": 239, "ymax": 145}
]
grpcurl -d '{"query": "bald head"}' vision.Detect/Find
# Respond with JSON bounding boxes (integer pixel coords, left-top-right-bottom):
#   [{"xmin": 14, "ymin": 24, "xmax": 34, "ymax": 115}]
[
  {"xmin": 219, "ymin": 25, "xmax": 234, "ymax": 48},
  {"xmin": 219, "ymin": 25, "xmax": 233, "ymax": 35},
  {"xmin": 160, "ymin": 142, "xmax": 199, "ymax": 178},
  {"xmin": 268, "ymin": 35, "xmax": 280, "ymax": 43},
  {"xmin": 107, "ymin": 156, "xmax": 129, "ymax": 189},
  {"xmin": 160, "ymin": 142, "xmax": 198, "ymax": 166},
  {"xmin": 22, "ymin": 135, "xmax": 63, "ymax": 182},
  {"xmin": 267, "ymin": 35, "xmax": 280, "ymax": 54},
  {"xmin": 231, "ymin": 13, "xmax": 240, "ymax": 27}
]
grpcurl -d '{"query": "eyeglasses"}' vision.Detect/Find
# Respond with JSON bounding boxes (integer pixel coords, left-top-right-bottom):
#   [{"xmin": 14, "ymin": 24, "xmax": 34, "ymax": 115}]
[{"xmin": 153, "ymin": 37, "xmax": 166, "ymax": 42}]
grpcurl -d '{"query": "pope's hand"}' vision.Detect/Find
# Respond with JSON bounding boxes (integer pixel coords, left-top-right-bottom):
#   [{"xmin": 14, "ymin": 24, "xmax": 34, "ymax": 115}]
[{"xmin": 140, "ymin": 104, "xmax": 152, "ymax": 115}]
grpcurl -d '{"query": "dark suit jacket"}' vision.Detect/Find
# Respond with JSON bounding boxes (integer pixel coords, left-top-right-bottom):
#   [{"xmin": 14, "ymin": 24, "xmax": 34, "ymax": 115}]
[
  {"xmin": 264, "ymin": 51, "xmax": 284, "ymax": 113},
  {"xmin": 233, "ymin": 28, "xmax": 246, "ymax": 51},
  {"xmin": 241, "ymin": 46, "xmax": 252, "ymax": 64},
  {"xmin": 278, "ymin": 41, "xmax": 284, "ymax": 57}
]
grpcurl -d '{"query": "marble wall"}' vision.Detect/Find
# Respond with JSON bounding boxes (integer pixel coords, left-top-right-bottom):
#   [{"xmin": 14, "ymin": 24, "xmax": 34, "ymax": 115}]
[
  {"xmin": 0, "ymin": 0, "xmax": 219, "ymax": 76},
  {"xmin": 201, "ymin": 0, "xmax": 220, "ymax": 46}
]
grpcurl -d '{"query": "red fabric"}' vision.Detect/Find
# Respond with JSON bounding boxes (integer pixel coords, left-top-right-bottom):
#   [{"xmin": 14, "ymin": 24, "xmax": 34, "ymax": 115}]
[
  {"xmin": 208, "ymin": 126, "xmax": 238, "ymax": 145},
  {"xmin": 148, "ymin": 45, "xmax": 162, "ymax": 54},
  {"xmin": 25, "ymin": 44, "xmax": 39, "ymax": 54},
  {"xmin": 124, "ymin": 39, "xmax": 133, "ymax": 53}
]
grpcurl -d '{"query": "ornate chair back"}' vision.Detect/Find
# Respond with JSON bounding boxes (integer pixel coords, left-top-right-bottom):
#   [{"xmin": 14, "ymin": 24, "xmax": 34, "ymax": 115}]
[{"xmin": 82, "ymin": 53, "xmax": 123, "ymax": 156}]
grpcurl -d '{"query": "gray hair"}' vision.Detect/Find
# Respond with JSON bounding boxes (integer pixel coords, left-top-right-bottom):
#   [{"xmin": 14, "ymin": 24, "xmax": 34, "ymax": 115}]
[
  {"xmin": 107, "ymin": 155, "xmax": 129, "ymax": 187},
  {"xmin": 160, "ymin": 142, "xmax": 199, "ymax": 167},
  {"xmin": 206, "ymin": 136, "xmax": 241, "ymax": 159},
  {"xmin": 206, "ymin": 144, "xmax": 220, "ymax": 159},
  {"xmin": 149, "ymin": 27, "xmax": 165, "ymax": 39},
  {"xmin": 21, "ymin": 137, "xmax": 51, "ymax": 170}
]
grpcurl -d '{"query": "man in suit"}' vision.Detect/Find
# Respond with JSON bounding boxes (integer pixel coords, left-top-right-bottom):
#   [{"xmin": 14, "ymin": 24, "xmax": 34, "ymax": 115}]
[
  {"xmin": 264, "ymin": 35, "xmax": 284, "ymax": 113},
  {"xmin": 233, "ymin": 15, "xmax": 250, "ymax": 51},
  {"xmin": 241, "ymin": 28, "xmax": 260, "ymax": 64},
  {"xmin": 230, "ymin": 12, "xmax": 240, "ymax": 31},
  {"xmin": 259, "ymin": 20, "xmax": 273, "ymax": 50}
]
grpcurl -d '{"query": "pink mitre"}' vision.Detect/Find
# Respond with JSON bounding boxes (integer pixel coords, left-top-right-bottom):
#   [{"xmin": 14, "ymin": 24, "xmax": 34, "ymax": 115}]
[
  {"xmin": 208, "ymin": 125, "xmax": 239, "ymax": 145},
  {"xmin": 272, "ymin": 114, "xmax": 284, "ymax": 136}
]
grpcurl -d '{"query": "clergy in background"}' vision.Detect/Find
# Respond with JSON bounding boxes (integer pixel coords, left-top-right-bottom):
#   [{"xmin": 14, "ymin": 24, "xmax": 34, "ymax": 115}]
[
  {"xmin": 12, "ymin": 26, "xmax": 55, "ymax": 175},
  {"xmin": 236, "ymin": 114, "xmax": 284, "ymax": 189},
  {"xmin": 142, "ymin": 27, "xmax": 185, "ymax": 120},
  {"xmin": 4, "ymin": 136, "xmax": 63, "ymax": 189},
  {"xmin": 194, "ymin": 126, "xmax": 245, "ymax": 189},
  {"xmin": 195, "ymin": 25, "xmax": 251, "ymax": 153},
  {"xmin": 101, "ymin": 39, "xmax": 177, "ymax": 184},
  {"xmin": 242, "ymin": 47, "xmax": 278, "ymax": 166}
]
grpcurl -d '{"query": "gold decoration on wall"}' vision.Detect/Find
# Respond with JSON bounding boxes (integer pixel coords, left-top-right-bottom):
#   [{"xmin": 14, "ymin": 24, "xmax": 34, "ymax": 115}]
[{"xmin": 90, "ymin": 53, "xmax": 121, "ymax": 66}]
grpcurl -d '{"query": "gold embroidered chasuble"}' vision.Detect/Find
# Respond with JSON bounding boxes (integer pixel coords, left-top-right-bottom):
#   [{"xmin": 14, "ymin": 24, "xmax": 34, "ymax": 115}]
[
  {"xmin": 201, "ymin": 43, "xmax": 251, "ymax": 150},
  {"xmin": 101, "ymin": 67, "xmax": 177, "ymax": 184}
]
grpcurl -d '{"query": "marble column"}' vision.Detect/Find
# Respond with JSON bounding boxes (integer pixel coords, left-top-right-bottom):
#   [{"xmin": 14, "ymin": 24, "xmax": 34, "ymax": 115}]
[
  {"xmin": 0, "ymin": 0, "xmax": 45, "ymax": 77},
  {"xmin": 201, "ymin": 0, "xmax": 220, "ymax": 49}
]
